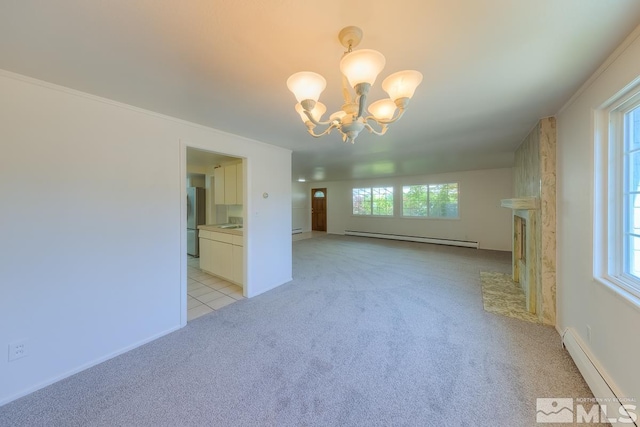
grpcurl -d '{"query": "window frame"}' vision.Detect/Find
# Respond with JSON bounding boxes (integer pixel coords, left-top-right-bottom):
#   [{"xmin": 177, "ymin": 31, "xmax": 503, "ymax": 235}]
[
  {"xmin": 401, "ymin": 182, "xmax": 460, "ymax": 219},
  {"xmin": 351, "ymin": 186, "xmax": 394, "ymax": 217},
  {"xmin": 595, "ymin": 84, "xmax": 640, "ymax": 304}
]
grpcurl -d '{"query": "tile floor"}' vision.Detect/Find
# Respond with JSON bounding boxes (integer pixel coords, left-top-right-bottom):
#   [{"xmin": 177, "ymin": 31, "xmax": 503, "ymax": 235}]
[
  {"xmin": 188, "ymin": 230, "xmax": 323, "ymax": 321},
  {"xmin": 187, "ymin": 257, "xmax": 244, "ymax": 321}
]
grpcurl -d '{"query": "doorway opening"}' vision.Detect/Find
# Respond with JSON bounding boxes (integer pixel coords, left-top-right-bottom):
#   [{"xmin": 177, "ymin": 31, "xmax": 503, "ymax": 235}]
[
  {"xmin": 184, "ymin": 146, "xmax": 247, "ymax": 323},
  {"xmin": 311, "ymin": 188, "xmax": 327, "ymax": 232}
]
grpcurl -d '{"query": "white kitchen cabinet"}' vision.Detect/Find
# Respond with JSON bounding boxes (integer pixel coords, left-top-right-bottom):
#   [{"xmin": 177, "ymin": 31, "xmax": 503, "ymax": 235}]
[
  {"xmin": 232, "ymin": 245, "xmax": 243, "ymax": 285},
  {"xmin": 211, "ymin": 239, "xmax": 233, "ymax": 279},
  {"xmin": 236, "ymin": 163, "xmax": 243, "ymax": 204},
  {"xmin": 232, "ymin": 235, "xmax": 243, "ymax": 285},
  {"xmin": 224, "ymin": 164, "xmax": 237, "ymax": 204},
  {"xmin": 213, "ymin": 163, "xmax": 243, "ymax": 206},
  {"xmin": 199, "ymin": 237, "xmax": 213, "ymax": 273},
  {"xmin": 214, "ymin": 167, "xmax": 225, "ymax": 205},
  {"xmin": 199, "ymin": 229, "xmax": 243, "ymax": 287}
]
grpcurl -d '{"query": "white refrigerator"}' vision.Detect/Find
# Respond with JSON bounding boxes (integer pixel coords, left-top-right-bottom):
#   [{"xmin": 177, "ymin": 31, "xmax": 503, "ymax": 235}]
[{"xmin": 187, "ymin": 187, "xmax": 206, "ymax": 257}]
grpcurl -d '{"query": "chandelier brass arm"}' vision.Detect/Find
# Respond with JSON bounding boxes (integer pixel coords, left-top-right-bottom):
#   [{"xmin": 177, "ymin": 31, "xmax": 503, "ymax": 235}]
[
  {"xmin": 363, "ymin": 122, "xmax": 388, "ymax": 137},
  {"xmin": 303, "ymin": 121, "xmax": 339, "ymax": 138}
]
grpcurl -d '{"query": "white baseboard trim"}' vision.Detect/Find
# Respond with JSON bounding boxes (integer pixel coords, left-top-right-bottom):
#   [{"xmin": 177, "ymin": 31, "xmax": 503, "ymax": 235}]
[
  {"xmin": 344, "ymin": 230, "xmax": 479, "ymax": 249},
  {"xmin": 246, "ymin": 276, "xmax": 293, "ymax": 298},
  {"xmin": 562, "ymin": 327, "xmax": 637, "ymax": 425},
  {"xmin": 0, "ymin": 324, "xmax": 182, "ymax": 407},
  {"xmin": 292, "ymin": 228, "xmax": 302, "ymax": 235},
  {"xmin": 563, "ymin": 327, "xmax": 617, "ymax": 398}
]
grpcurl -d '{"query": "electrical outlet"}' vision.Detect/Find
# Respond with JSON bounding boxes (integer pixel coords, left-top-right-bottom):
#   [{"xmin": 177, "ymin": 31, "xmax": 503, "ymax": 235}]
[
  {"xmin": 586, "ymin": 325, "xmax": 592, "ymax": 344},
  {"xmin": 8, "ymin": 339, "xmax": 28, "ymax": 362}
]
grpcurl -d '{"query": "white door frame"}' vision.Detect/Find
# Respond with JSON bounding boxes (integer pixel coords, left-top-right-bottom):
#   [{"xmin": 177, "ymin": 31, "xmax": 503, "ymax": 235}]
[{"xmin": 179, "ymin": 140, "xmax": 248, "ymax": 326}]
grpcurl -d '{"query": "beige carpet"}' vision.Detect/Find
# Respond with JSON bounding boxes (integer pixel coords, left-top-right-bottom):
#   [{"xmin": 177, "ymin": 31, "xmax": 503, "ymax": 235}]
[
  {"xmin": 481, "ymin": 271, "xmax": 539, "ymax": 323},
  {"xmin": 1, "ymin": 236, "xmax": 594, "ymax": 426}
]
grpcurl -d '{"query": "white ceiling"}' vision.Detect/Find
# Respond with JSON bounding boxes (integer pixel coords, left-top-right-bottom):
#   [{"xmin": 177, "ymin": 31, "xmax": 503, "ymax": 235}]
[{"xmin": 2, "ymin": 1, "xmax": 640, "ymax": 182}]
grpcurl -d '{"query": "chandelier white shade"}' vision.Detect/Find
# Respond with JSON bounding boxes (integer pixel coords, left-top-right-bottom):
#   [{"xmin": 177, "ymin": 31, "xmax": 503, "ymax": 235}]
[
  {"xmin": 287, "ymin": 72, "xmax": 327, "ymax": 103},
  {"xmin": 287, "ymin": 26, "xmax": 422, "ymax": 144},
  {"xmin": 368, "ymin": 99, "xmax": 397, "ymax": 120},
  {"xmin": 339, "ymin": 49, "xmax": 386, "ymax": 87},
  {"xmin": 382, "ymin": 70, "xmax": 423, "ymax": 101}
]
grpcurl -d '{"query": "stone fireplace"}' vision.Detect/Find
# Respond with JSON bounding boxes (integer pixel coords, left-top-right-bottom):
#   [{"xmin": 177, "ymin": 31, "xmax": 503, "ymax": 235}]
[{"xmin": 501, "ymin": 117, "xmax": 556, "ymax": 325}]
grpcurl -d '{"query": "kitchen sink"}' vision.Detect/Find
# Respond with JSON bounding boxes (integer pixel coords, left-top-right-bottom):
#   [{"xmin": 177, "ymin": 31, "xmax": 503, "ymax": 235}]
[{"xmin": 218, "ymin": 224, "xmax": 243, "ymax": 229}]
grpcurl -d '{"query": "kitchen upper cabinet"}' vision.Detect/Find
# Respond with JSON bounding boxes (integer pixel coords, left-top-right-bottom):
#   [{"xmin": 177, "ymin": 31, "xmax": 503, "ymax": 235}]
[
  {"xmin": 224, "ymin": 164, "xmax": 237, "ymax": 205},
  {"xmin": 236, "ymin": 163, "xmax": 243, "ymax": 204},
  {"xmin": 213, "ymin": 163, "xmax": 243, "ymax": 206},
  {"xmin": 214, "ymin": 167, "xmax": 225, "ymax": 205}
]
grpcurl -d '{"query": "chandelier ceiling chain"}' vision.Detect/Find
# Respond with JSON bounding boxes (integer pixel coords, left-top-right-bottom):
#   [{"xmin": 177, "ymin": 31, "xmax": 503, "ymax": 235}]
[{"xmin": 287, "ymin": 26, "xmax": 422, "ymax": 144}]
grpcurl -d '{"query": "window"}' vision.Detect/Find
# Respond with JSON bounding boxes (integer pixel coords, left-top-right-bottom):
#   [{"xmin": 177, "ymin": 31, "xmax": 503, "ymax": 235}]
[
  {"xmin": 596, "ymin": 89, "xmax": 640, "ymax": 300},
  {"xmin": 402, "ymin": 183, "xmax": 459, "ymax": 218},
  {"xmin": 623, "ymin": 105, "xmax": 640, "ymax": 283},
  {"xmin": 352, "ymin": 187, "xmax": 393, "ymax": 216}
]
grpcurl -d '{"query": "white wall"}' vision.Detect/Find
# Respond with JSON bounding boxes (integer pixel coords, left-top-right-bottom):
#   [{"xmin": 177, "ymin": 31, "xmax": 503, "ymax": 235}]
[
  {"xmin": 317, "ymin": 168, "xmax": 513, "ymax": 251},
  {"xmin": 292, "ymin": 181, "xmax": 310, "ymax": 232},
  {"xmin": 0, "ymin": 70, "xmax": 292, "ymax": 405},
  {"xmin": 556, "ymin": 28, "xmax": 640, "ymax": 401}
]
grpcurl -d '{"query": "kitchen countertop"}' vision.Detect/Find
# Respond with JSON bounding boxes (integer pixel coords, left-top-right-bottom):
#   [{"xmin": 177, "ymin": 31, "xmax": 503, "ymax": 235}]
[{"xmin": 198, "ymin": 224, "xmax": 243, "ymax": 236}]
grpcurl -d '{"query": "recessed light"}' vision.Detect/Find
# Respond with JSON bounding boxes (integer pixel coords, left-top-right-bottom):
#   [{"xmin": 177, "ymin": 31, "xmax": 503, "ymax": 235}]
[{"xmin": 298, "ymin": 178, "xmax": 306, "ymax": 182}]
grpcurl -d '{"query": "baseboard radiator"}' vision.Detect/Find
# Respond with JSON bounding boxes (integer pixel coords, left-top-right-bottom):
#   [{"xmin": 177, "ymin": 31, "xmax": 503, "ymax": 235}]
[
  {"xmin": 562, "ymin": 327, "xmax": 636, "ymax": 424},
  {"xmin": 292, "ymin": 228, "xmax": 303, "ymax": 235},
  {"xmin": 344, "ymin": 230, "xmax": 479, "ymax": 249}
]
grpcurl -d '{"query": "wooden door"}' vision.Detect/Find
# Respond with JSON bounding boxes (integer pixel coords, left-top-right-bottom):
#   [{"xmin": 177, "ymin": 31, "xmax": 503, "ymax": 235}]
[{"xmin": 311, "ymin": 188, "xmax": 327, "ymax": 231}]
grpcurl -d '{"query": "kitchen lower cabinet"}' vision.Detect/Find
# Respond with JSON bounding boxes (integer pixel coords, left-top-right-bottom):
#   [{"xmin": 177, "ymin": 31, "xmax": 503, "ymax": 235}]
[
  {"xmin": 199, "ymin": 229, "xmax": 243, "ymax": 287},
  {"xmin": 199, "ymin": 237, "xmax": 213, "ymax": 273},
  {"xmin": 211, "ymin": 239, "xmax": 233, "ymax": 279},
  {"xmin": 232, "ymin": 243, "xmax": 244, "ymax": 284}
]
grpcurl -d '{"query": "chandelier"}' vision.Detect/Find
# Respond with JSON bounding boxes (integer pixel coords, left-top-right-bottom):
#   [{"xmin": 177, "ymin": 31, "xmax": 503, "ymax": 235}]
[{"xmin": 287, "ymin": 26, "xmax": 422, "ymax": 144}]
